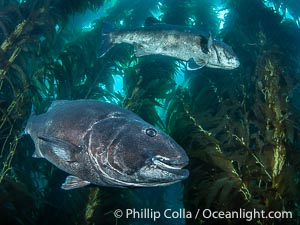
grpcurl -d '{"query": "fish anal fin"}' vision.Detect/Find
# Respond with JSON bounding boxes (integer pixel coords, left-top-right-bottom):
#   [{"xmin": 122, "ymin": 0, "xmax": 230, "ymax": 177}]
[
  {"xmin": 61, "ymin": 176, "xmax": 91, "ymax": 190},
  {"xmin": 187, "ymin": 58, "xmax": 206, "ymax": 71},
  {"xmin": 38, "ymin": 136, "xmax": 81, "ymax": 162},
  {"xmin": 32, "ymin": 150, "xmax": 44, "ymax": 158}
]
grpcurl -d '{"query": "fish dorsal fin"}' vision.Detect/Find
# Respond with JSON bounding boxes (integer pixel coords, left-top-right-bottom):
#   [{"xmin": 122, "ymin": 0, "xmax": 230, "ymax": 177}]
[
  {"xmin": 61, "ymin": 175, "xmax": 91, "ymax": 190},
  {"xmin": 38, "ymin": 136, "xmax": 81, "ymax": 162},
  {"xmin": 144, "ymin": 17, "xmax": 164, "ymax": 27},
  {"xmin": 47, "ymin": 100, "xmax": 70, "ymax": 112}
]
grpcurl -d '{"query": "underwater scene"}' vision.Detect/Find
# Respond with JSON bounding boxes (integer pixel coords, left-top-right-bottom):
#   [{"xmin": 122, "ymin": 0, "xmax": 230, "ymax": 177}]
[{"xmin": 1, "ymin": 0, "xmax": 300, "ymax": 224}]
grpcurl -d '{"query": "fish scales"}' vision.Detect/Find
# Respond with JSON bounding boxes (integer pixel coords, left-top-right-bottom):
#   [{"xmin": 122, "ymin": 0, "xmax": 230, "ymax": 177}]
[{"xmin": 110, "ymin": 29, "xmax": 207, "ymax": 62}]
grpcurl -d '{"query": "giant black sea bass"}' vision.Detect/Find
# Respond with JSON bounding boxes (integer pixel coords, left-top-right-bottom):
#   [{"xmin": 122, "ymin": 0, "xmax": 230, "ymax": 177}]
[
  {"xmin": 25, "ymin": 100, "xmax": 189, "ymax": 190},
  {"xmin": 99, "ymin": 17, "xmax": 240, "ymax": 70}
]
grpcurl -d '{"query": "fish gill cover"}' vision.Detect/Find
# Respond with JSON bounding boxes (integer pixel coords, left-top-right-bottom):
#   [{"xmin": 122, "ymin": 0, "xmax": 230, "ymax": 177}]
[{"xmin": 0, "ymin": 0, "xmax": 300, "ymax": 225}]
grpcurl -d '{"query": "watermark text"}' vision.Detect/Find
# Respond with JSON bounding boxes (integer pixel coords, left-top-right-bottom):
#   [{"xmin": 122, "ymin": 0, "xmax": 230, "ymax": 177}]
[{"xmin": 113, "ymin": 208, "xmax": 293, "ymax": 222}]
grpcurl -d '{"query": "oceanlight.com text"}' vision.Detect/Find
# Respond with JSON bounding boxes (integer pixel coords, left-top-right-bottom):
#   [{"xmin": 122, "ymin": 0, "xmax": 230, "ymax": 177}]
[
  {"xmin": 197, "ymin": 208, "xmax": 292, "ymax": 221},
  {"xmin": 113, "ymin": 208, "xmax": 293, "ymax": 222}
]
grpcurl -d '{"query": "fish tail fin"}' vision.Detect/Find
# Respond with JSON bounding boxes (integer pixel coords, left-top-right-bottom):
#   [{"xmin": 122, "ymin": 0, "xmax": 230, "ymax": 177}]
[
  {"xmin": 102, "ymin": 22, "xmax": 114, "ymax": 34},
  {"xmin": 97, "ymin": 22, "xmax": 115, "ymax": 58},
  {"xmin": 20, "ymin": 103, "xmax": 35, "ymax": 137}
]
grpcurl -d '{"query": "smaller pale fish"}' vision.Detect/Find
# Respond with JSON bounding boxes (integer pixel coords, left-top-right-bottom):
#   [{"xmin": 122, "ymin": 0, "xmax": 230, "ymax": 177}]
[{"xmin": 98, "ymin": 17, "xmax": 240, "ymax": 70}]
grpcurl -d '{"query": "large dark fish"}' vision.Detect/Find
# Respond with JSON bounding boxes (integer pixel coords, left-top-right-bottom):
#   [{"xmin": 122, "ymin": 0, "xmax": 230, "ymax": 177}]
[
  {"xmin": 25, "ymin": 100, "xmax": 189, "ymax": 190},
  {"xmin": 99, "ymin": 17, "xmax": 240, "ymax": 70}
]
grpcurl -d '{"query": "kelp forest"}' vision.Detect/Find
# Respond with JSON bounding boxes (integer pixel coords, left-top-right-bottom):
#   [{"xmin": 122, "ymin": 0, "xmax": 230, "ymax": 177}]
[{"xmin": 1, "ymin": 0, "xmax": 300, "ymax": 224}]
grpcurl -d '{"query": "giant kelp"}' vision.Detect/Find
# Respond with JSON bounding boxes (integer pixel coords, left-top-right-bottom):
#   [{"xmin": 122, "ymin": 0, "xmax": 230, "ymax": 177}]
[
  {"xmin": 166, "ymin": 0, "xmax": 300, "ymax": 224},
  {"xmin": 103, "ymin": 0, "xmax": 160, "ymax": 27},
  {"xmin": 161, "ymin": 0, "xmax": 219, "ymax": 31},
  {"xmin": 0, "ymin": 0, "xmax": 105, "ymax": 224},
  {"xmin": 1, "ymin": 0, "xmax": 300, "ymax": 225},
  {"xmin": 267, "ymin": 0, "xmax": 300, "ymax": 26}
]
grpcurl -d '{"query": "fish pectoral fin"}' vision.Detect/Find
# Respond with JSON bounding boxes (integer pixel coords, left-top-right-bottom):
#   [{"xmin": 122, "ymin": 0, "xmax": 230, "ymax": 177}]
[
  {"xmin": 187, "ymin": 58, "xmax": 206, "ymax": 71},
  {"xmin": 38, "ymin": 136, "xmax": 81, "ymax": 162},
  {"xmin": 61, "ymin": 176, "xmax": 91, "ymax": 190},
  {"xmin": 133, "ymin": 43, "xmax": 148, "ymax": 57}
]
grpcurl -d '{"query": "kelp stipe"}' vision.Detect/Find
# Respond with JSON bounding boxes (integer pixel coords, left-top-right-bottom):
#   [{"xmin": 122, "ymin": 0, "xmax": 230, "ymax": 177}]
[
  {"xmin": 0, "ymin": 1, "xmax": 105, "ymax": 224},
  {"xmin": 170, "ymin": 1, "xmax": 300, "ymax": 224}
]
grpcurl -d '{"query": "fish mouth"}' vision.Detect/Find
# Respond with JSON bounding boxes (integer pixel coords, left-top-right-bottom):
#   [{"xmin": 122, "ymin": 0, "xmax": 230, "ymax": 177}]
[
  {"xmin": 107, "ymin": 155, "xmax": 189, "ymax": 187},
  {"xmin": 152, "ymin": 155, "xmax": 189, "ymax": 177},
  {"xmin": 207, "ymin": 61, "xmax": 240, "ymax": 70}
]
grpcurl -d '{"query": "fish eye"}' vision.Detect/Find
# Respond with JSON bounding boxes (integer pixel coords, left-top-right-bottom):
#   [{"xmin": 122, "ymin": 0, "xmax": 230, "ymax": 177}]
[{"xmin": 145, "ymin": 128, "xmax": 157, "ymax": 137}]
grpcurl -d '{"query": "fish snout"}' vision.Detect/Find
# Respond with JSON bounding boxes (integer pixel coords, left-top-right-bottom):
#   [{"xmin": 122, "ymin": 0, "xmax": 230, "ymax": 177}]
[
  {"xmin": 224, "ymin": 60, "xmax": 240, "ymax": 70},
  {"xmin": 230, "ymin": 57, "xmax": 240, "ymax": 69},
  {"xmin": 167, "ymin": 140, "xmax": 189, "ymax": 165}
]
